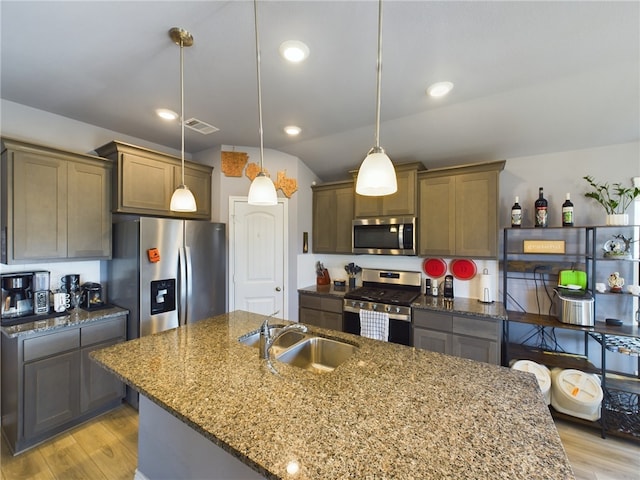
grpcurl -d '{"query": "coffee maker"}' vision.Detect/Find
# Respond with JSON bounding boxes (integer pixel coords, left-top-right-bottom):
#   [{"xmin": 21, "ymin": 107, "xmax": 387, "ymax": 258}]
[
  {"xmin": 1, "ymin": 273, "xmax": 33, "ymax": 318},
  {"xmin": 32, "ymin": 271, "xmax": 51, "ymax": 315}
]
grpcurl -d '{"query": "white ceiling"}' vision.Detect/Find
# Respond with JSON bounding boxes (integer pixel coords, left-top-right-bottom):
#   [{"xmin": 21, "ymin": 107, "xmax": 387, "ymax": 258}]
[{"xmin": 1, "ymin": 1, "xmax": 638, "ymax": 181}]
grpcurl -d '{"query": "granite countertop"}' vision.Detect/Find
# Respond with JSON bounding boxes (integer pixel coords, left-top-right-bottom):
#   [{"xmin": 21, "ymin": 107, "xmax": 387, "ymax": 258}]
[
  {"xmin": 91, "ymin": 310, "xmax": 574, "ymax": 480},
  {"xmin": 1, "ymin": 306, "xmax": 129, "ymax": 338},
  {"xmin": 298, "ymin": 284, "xmax": 356, "ymax": 298},
  {"xmin": 412, "ymin": 295, "xmax": 508, "ymax": 320},
  {"xmin": 299, "ymin": 284, "xmax": 508, "ymax": 320}
]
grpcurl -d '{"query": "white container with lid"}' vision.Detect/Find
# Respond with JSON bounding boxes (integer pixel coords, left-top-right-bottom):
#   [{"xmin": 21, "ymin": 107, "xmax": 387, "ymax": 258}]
[
  {"xmin": 550, "ymin": 368, "xmax": 603, "ymax": 421},
  {"xmin": 511, "ymin": 360, "xmax": 551, "ymax": 405}
]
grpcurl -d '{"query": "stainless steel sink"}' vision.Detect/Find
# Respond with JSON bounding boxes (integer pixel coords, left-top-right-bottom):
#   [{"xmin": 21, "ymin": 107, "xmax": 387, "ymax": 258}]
[
  {"xmin": 239, "ymin": 328, "xmax": 358, "ymax": 373},
  {"xmin": 275, "ymin": 336, "xmax": 358, "ymax": 373},
  {"xmin": 238, "ymin": 326, "xmax": 306, "ymax": 353}
]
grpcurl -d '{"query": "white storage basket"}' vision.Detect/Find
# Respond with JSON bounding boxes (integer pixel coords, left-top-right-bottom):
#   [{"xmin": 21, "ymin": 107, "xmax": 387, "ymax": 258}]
[
  {"xmin": 511, "ymin": 360, "xmax": 551, "ymax": 405},
  {"xmin": 550, "ymin": 368, "xmax": 603, "ymax": 421}
]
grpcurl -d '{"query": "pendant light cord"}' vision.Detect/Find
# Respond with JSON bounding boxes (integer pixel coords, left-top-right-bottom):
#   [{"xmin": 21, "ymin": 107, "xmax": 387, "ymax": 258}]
[
  {"xmin": 253, "ymin": 0, "xmax": 265, "ymax": 173},
  {"xmin": 179, "ymin": 36, "xmax": 186, "ymax": 185},
  {"xmin": 374, "ymin": 0, "xmax": 383, "ymax": 150}
]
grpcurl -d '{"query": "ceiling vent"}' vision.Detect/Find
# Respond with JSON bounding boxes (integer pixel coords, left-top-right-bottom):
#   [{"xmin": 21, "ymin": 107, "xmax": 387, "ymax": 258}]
[{"xmin": 184, "ymin": 117, "xmax": 219, "ymax": 135}]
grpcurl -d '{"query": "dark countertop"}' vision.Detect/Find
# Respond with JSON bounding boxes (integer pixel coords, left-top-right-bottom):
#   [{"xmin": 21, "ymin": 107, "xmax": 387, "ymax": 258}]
[
  {"xmin": 298, "ymin": 284, "xmax": 356, "ymax": 298},
  {"xmin": 299, "ymin": 285, "xmax": 508, "ymax": 320},
  {"xmin": 412, "ymin": 295, "xmax": 508, "ymax": 320},
  {"xmin": 1, "ymin": 306, "xmax": 129, "ymax": 338},
  {"xmin": 92, "ymin": 310, "xmax": 574, "ymax": 480}
]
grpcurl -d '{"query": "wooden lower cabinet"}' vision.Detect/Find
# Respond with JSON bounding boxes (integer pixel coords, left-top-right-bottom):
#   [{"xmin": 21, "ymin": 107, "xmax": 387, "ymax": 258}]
[
  {"xmin": 414, "ymin": 328, "xmax": 451, "ymax": 354},
  {"xmin": 80, "ymin": 339, "xmax": 125, "ymax": 413},
  {"xmin": 298, "ymin": 293, "xmax": 343, "ymax": 331},
  {"xmin": 1, "ymin": 314, "xmax": 126, "ymax": 454},
  {"xmin": 412, "ymin": 309, "xmax": 501, "ymax": 365},
  {"xmin": 24, "ymin": 350, "xmax": 80, "ymax": 439}
]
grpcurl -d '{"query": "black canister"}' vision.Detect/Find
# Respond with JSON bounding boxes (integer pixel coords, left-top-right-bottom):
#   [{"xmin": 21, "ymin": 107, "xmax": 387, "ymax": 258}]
[{"xmin": 81, "ymin": 282, "xmax": 103, "ymax": 309}]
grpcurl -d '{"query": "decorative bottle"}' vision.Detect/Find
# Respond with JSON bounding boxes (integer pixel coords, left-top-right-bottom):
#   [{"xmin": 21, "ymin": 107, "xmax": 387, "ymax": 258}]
[
  {"xmin": 562, "ymin": 193, "xmax": 574, "ymax": 227},
  {"xmin": 511, "ymin": 196, "xmax": 522, "ymax": 228},
  {"xmin": 534, "ymin": 187, "xmax": 548, "ymax": 228}
]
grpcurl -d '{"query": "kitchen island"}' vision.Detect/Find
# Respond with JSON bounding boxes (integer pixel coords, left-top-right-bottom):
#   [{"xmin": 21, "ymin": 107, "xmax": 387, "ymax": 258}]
[{"xmin": 91, "ymin": 310, "xmax": 574, "ymax": 479}]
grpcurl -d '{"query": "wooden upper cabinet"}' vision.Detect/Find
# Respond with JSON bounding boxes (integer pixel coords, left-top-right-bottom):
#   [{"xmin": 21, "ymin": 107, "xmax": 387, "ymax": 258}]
[
  {"xmin": 1, "ymin": 138, "xmax": 112, "ymax": 264},
  {"xmin": 95, "ymin": 141, "xmax": 212, "ymax": 220},
  {"xmin": 418, "ymin": 175, "xmax": 455, "ymax": 256},
  {"xmin": 418, "ymin": 161, "xmax": 504, "ymax": 258},
  {"xmin": 67, "ymin": 160, "xmax": 112, "ymax": 259},
  {"xmin": 353, "ymin": 163, "xmax": 422, "ymax": 218},
  {"xmin": 176, "ymin": 164, "xmax": 212, "ymax": 219},
  {"xmin": 312, "ymin": 181, "xmax": 354, "ymax": 254}
]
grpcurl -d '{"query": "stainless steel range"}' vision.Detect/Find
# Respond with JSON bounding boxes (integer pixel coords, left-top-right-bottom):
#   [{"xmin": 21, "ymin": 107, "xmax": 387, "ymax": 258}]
[{"xmin": 343, "ymin": 269, "xmax": 422, "ymax": 345}]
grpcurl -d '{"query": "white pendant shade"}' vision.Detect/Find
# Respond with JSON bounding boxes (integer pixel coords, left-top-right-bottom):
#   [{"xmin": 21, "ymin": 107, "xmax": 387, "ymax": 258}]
[
  {"xmin": 248, "ymin": 173, "xmax": 278, "ymax": 206},
  {"xmin": 170, "ymin": 184, "xmax": 197, "ymax": 212},
  {"xmin": 355, "ymin": 150, "xmax": 397, "ymax": 196},
  {"xmin": 168, "ymin": 27, "xmax": 197, "ymax": 214}
]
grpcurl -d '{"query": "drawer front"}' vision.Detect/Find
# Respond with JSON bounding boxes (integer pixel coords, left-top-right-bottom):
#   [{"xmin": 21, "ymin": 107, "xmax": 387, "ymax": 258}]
[
  {"xmin": 320, "ymin": 297, "xmax": 342, "ymax": 314},
  {"xmin": 452, "ymin": 315, "xmax": 500, "ymax": 341},
  {"xmin": 412, "ymin": 310, "xmax": 452, "ymax": 332},
  {"xmin": 81, "ymin": 316, "xmax": 126, "ymax": 346},
  {"xmin": 24, "ymin": 329, "xmax": 80, "ymax": 363},
  {"xmin": 299, "ymin": 294, "xmax": 322, "ymax": 310}
]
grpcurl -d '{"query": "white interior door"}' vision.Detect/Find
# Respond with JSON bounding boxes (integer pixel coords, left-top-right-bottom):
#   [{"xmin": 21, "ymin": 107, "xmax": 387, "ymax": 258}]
[{"xmin": 229, "ymin": 197, "xmax": 287, "ymax": 319}]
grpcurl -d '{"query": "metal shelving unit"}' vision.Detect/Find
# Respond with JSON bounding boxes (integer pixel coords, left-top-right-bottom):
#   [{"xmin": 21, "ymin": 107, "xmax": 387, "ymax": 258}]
[{"xmin": 503, "ymin": 226, "xmax": 640, "ymax": 441}]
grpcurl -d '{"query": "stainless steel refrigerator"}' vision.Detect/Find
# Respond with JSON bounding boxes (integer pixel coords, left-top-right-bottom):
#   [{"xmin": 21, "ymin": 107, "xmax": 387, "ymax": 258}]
[{"xmin": 108, "ymin": 217, "xmax": 226, "ymax": 341}]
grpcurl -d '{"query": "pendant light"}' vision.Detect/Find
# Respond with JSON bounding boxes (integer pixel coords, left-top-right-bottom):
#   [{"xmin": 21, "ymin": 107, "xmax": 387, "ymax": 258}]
[
  {"xmin": 248, "ymin": 0, "xmax": 278, "ymax": 206},
  {"xmin": 169, "ymin": 27, "xmax": 198, "ymax": 212},
  {"xmin": 355, "ymin": 0, "xmax": 397, "ymax": 197}
]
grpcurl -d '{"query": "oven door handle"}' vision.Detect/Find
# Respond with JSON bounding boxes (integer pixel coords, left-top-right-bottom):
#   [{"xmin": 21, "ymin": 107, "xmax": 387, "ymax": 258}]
[{"xmin": 343, "ymin": 305, "xmax": 412, "ymax": 322}]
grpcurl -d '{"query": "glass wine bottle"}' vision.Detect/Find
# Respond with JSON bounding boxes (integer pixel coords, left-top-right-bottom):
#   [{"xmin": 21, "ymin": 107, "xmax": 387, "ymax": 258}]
[
  {"xmin": 534, "ymin": 187, "xmax": 548, "ymax": 228},
  {"xmin": 562, "ymin": 193, "xmax": 574, "ymax": 227},
  {"xmin": 511, "ymin": 196, "xmax": 522, "ymax": 228}
]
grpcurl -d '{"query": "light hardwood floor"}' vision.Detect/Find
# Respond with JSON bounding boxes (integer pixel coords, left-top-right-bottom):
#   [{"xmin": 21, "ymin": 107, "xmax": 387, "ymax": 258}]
[{"xmin": 1, "ymin": 405, "xmax": 638, "ymax": 479}]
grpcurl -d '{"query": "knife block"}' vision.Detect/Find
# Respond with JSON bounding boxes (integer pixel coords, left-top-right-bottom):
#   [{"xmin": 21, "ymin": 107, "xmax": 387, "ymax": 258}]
[{"xmin": 316, "ymin": 269, "xmax": 330, "ymax": 286}]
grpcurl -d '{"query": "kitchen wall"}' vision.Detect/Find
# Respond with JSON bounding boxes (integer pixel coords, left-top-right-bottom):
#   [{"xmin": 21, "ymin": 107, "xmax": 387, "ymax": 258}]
[
  {"xmin": 194, "ymin": 144, "xmax": 320, "ymax": 318},
  {"xmin": 500, "ymin": 142, "xmax": 640, "ymax": 374}
]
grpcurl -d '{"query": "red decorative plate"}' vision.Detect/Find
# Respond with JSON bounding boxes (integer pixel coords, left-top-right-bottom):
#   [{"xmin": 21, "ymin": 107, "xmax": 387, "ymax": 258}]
[
  {"xmin": 450, "ymin": 259, "xmax": 477, "ymax": 280},
  {"xmin": 423, "ymin": 258, "xmax": 447, "ymax": 278}
]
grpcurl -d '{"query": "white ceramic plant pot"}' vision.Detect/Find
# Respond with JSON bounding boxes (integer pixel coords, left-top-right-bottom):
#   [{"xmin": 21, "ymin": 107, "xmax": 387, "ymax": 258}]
[{"xmin": 606, "ymin": 214, "xmax": 629, "ymax": 226}]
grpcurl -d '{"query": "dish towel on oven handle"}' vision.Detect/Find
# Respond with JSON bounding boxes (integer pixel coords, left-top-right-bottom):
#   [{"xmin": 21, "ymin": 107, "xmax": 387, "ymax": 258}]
[{"xmin": 359, "ymin": 309, "xmax": 389, "ymax": 342}]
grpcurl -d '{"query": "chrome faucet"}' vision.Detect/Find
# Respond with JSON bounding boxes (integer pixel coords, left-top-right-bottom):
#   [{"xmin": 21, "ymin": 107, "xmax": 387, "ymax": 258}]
[{"xmin": 259, "ymin": 314, "xmax": 307, "ymax": 360}]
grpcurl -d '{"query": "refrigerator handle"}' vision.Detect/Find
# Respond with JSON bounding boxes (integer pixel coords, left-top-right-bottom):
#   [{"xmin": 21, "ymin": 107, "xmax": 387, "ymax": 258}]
[
  {"xmin": 184, "ymin": 246, "xmax": 193, "ymax": 325},
  {"xmin": 178, "ymin": 246, "xmax": 188, "ymax": 326}
]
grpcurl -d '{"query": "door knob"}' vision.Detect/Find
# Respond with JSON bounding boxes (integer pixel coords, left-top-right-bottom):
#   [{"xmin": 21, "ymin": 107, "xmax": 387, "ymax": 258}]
[{"xmin": 275, "ymin": 286, "xmax": 281, "ymax": 292}]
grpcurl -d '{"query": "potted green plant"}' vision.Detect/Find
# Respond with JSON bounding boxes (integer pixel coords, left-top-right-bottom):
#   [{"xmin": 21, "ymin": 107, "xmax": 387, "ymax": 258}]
[{"xmin": 583, "ymin": 175, "xmax": 640, "ymax": 225}]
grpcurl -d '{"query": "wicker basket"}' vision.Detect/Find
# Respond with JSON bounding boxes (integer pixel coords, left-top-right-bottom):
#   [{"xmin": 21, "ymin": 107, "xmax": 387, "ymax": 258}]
[{"xmin": 603, "ymin": 388, "xmax": 640, "ymax": 438}]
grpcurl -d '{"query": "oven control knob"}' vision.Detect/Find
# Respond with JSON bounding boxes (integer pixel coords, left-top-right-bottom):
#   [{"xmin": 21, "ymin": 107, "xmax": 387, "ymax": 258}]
[
  {"xmin": 359, "ymin": 302, "xmax": 364, "ymax": 308},
  {"xmin": 372, "ymin": 304, "xmax": 378, "ymax": 310},
  {"xmin": 395, "ymin": 307, "xmax": 401, "ymax": 313},
  {"xmin": 385, "ymin": 305, "xmax": 391, "ymax": 313}
]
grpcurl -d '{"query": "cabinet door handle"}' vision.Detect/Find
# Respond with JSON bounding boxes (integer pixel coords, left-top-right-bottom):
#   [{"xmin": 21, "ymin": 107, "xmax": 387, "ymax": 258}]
[{"xmin": 275, "ymin": 287, "xmax": 281, "ymax": 292}]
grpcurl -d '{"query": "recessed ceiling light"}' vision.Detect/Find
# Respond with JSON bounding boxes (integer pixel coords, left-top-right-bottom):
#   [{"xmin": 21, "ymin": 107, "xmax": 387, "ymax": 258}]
[
  {"xmin": 156, "ymin": 108, "xmax": 178, "ymax": 121},
  {"xmin": 426, "ymin": 81, "xmax": 454, "ymax": 98},
  {"xmin": 279, "ymin": 40, "xmax": 309, "ymax": 63},
  {"xmin": 284, "ymin": 125, "xmax": 301, "ymax": 136}
]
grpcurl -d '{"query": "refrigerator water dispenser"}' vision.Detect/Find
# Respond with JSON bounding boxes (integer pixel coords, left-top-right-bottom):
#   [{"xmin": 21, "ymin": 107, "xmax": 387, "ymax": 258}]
[{"xmin": 151, "ymin": 279, "xmax": 176, "ymax": 315}]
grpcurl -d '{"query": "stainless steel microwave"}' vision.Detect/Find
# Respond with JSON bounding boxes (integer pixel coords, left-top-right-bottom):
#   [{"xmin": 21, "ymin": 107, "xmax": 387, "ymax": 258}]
[{"xmin": 352, "ymin": 217, "xmax": 416, "ymax": 255}]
